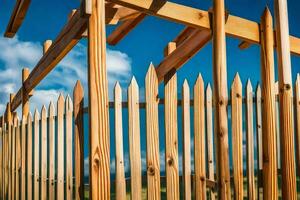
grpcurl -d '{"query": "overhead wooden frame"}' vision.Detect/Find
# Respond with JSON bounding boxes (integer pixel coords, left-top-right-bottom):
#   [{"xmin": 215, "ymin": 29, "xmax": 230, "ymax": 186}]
[{"xmin": 4, "ymin": 0, "xmax": 31, "ymax": 38}]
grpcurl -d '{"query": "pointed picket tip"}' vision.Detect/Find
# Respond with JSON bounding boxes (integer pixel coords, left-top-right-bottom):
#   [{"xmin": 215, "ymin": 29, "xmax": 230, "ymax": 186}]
[
  {"xmin": 49, "ymin": 101, "xmax": 55, "ymax": 115},
  {"xmin": 262, "ymin": 6, "xmax": 272, "ymax": 18},
  {"xmin": 66, "ymin": 95, "xmax": 73, "ymax": 111},
  {"xmin": 74, "ymin": 80, "xmax": 83, "ymax": 91},
  {"xmin": 34, "ymin": 109, "xmax": 40, "ymax": 119},
  {"xmin": 58, "ymin": 93, "xmax": 65, "ymax": 102},
  {"xmin": 182, "ymin": 79, "xmax": 190, "ymax": 94},
  {"xmin": 146, "ymin": 62, "xmax": 157, "ymax": 78},
  {"xmin": 129, "ymin": 76, "xmax": 138, "ymax": 88},
  {"xmin": 114, "ymin": 81, "xmax": 122, "ymax": 91},
  {"xmin": 27, "ymin": 112, "xmax": 32, "ymax": 123},
  {"xmin": 256, "ymin": 84, "xmax": 261, "ymax": 93},
  {"xmin": 183, "ymin": 78, "xmax": 189, "ymax": 86},
  {"xmin": 206, "ymin": 83, "xmax": 212, "ymax": 94},
  {"xmin": 145, "ymin": 62, "xmax": 158, "ymax": 88},
  {"xmin": 194, "ymin": 73, "xmax": 204, "ymax": 88},
  {"xmin": 246, "ymin": 79, "xmax": 253, "ymax": 91}
]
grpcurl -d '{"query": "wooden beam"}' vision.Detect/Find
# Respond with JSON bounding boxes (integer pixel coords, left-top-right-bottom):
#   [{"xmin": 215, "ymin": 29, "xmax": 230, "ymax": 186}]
[
  {"xmin": 21, "ymin": 68, "xmax": 30, "ymax": 118},
  {"xmin": 274, "ymin": 0, "xmax": 297, "ymax": 199},
  {"xmin": 156, "ymin": 28, "xmax": 211, "ymax": 82},
  {"xmin": 212, "ymin": 0, "xmax": 231, "ymax": 199},
  {"xmin": 88, "ymin": 0, "xmax": 110, "ymax": 199},
  {"xmin": 107, "ymin": 13, "xmax": 146, "ymax": 45},
  {"xmin": 4, "ymin": 0, "xmax": 31, "ymax": 38},
  {"xmin": 10, "ymin": 9, "xmax": 89, "ymax": 111},
  {"xmin": 106, "ymin": 0, "xmax": 300, "ymax": 56}
]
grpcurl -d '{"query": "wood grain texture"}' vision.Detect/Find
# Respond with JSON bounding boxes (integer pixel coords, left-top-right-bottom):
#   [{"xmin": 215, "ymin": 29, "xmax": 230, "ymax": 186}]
[
  {"xmin": 212, "ymin": 0, "xmax": 231, "ymax": 198},
  {"xmin": 145, "ymin": 64, "xmax": 161, "ymax": 200},
  {"xmin": 11, "ymin": 115, "xmax": 16, "ymax": 200},
  {"xmin": 88, "ymin": 0, "xmax": 111, "ymax": 199},
  {"xmin": 48, "ymin": 102, "xmax": 55, "ymax": 200},
  {"xmin": 114, "ymin": 83, "xmax": 126, "ymax": 200},
  {"xmin": 6, "ymin": 102, "xmax": 12, "ymax": 200},
  {"xmin": 260, "ymin": 8, "xmax": 278, "ymax": 199},
  {"xmin": 41, "ymin": 106, "xmax": 47, "ymax": 200},
  {"xmin": 206, "ymin": 84, "xmax": 215, "ymax": 200},
  {"xmin": 128, "ymin": 77, "xmax": 142, "ymax": 200},
  {"xmin": 246, "ymin": 80, "xmax": 256, "ymax": 200},
  {"xmin": 21, "ymin": 116, "xmax": 26, "ymax": 200},
  {"xmin": 22, "ymin": 68, "xmax": 30, "ymax": 118},
  {"xmin": 194, "ymin": 74, "xmax": 206, "ymax": 200},
  {"xmin": 66, "ymin": 96, "xmax": 73, "ymax": 200},
  {"xmin": 274, "ymin": 82, "xmax": 281, "ymax": 169},
  {"xmin": 74, "ymin": 81, "xmax": 84, "ymax": 200},
  {"xmin": 231, "ymin": 74, "xmax": 243, "ymax": 200},
  {"xmin": 15, "ymin": 117, "xmax": 21, "ymax": 200},
  {"xmin": 33, "ymin": 109, "xmax": 40, "ymax": 200},
  {"xmin": 182, "ymin": 80, "xmax": 191, "ymax": 200},
  {"xmin": 274, "ymin": 0, "xmax": 297, "ymax": 199},
  {"xmin": 295, "ymin": 74, "xmax": 300, "ymax": 170},
  {"xmin": 57, "ymin": 94, "xmax": 65, "ymax": 200},
  {"xmin": 27, "ymin": 113, "xmax": 33, "ymax": 200},
  {"xmin": 164, "ymin": 71, "xmax": 180, "ymax": 200}
]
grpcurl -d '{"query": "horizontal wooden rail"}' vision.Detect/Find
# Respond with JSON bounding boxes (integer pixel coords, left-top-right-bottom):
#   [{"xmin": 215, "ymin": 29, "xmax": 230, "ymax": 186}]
[
  {"xmin": 106, "ymin": 0, "xmax": 300, "ymax": 56},
  {"xmin": 10, "ymin": 9, "xmax": 89, "ymax": 112}
]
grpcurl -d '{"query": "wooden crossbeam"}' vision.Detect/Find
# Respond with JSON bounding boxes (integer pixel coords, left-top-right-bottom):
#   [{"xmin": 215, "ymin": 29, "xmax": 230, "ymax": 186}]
[
  {"xmin": 106, "ymin": 0, "xmax": 300, "ymax": 56},
  {"xmin": 156, "ymin": 29, "xmax": 211, "ymax": 82},
  {"xmin": 4, "ymin": 0, "xmax": 31, "ymax": 38},
  {"xmin": 10, "ymin": 9, "xmax": 89, "ymax": 111}
]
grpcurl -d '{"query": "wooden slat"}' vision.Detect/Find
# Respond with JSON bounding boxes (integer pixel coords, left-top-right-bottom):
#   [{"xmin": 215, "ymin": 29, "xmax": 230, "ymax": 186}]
[
  {"xmin": 255, "ymin": 85, "xmax": 263, "ymax": 199},
  {"xmin": 164, "ymin": 70, "xmax": 179, "ymax": 199},
  {"xmin": 107, "ymin": 0, "xmax": 300, "ymax": 56},
  {"xmin": 156, "ymin": 29, "xmax": 211, "ymax": 82},
  {"xmin": 4, "ymin": 0, "xmax": 31, "ymax": 38},
  {"xmin": 10, "ymin": 9, "xmax": 89, "ymax": 112},
  {"xmin": 274, "ymin": 0, "xmax": 297, "ymax": 198},
  {"xmin": 15, "ymin": 117, "xmax": 21, "ymax": 200},
  {"xmin": 33, "ymin": 109, "xmax": 40, "ymax": 200},
  {"xmin": 7, "ymin": 104, "xmax": 13, "ymax": 200},
  {"xmin": 66, "ymin": 95, "xmax": 73, "ymax": 200},
  {"xmin": 114, "ymin": 83, "xmax": 126, "ymax": 200},
  {"xmin": 11, "ymin": 115, "xmax": 16, "ymax": 200},
  {"xmin": 88, "ymin": 0, "xmax": 110, "ymax": 199},
  {"xmin": 74, "ymin": 81, "xmax": 84, "ymax": 200},
  {"xmin": 274, "ymin": 82, "xmax": 281, "ymax": 169},
  {"xmin": 231, "ymin": 74, "xmax": 243, "ymax": 200},
  {"xmin": 206, "ymin": 84, "xmax": 215, "ymax": 200},
  {"xmin": 21, "ymin": 116, "xmax": 26, "ymax": 200},
  {"xmin": 128, "ymin": 77, "xmax": 142, "ymax": 200},
  {"xmin": 107, "ymin": 13, "xmax": 146, "ymax": 45},
  {"xmin": 27, "ymin": 113, "xmax": 33, "ymax": 200},
  {"xmin": 194, "ymin": 74, "xmax": 206, "ymax": 200},
  {"xmin": 41, "ymin": 106, "xmax": 47, "ymax": 200},
  {"xmin": 48, "ymin": 102, "xmax": 55, "ymax": 200},
  {"xmin": 212, "ymin": 0, "xmax": 231, "ymax": 198},
  {"xmin": 246, "ymin": 80, "xmax": 256, "ymax": 200},
  {"xmin": 145, "ymin": 64, "xmax": 160, "ymax": 199},
  {"xmin": 57, "ymin": 94, "xmax": 65, "ymax": 200},
  {"xmin": 260, "ymin": 8, "xmax": 278, "ymax": 199},
  {"xmin": 295, "ymin": 74, "xmax": 300, "ymax": 170},
  {"xmin": 182, "ymin": 80, "xmax": 191, "ymax": 200}
]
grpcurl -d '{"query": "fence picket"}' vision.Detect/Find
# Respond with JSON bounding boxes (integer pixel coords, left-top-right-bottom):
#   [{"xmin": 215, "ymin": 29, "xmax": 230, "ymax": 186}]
[
  {"xmin": 74, "ymin": 81, "xmax": 84, "ymax": 200},
  {"xmin": 295, "ymin": 74, "xmax": 300, "ymax": 169},
  {"xmin": 57, "ymin": 94, "xmax": 65, "ymax": 200},
  {"xmin": 41, "ymin": 106, "xmax": 47, "ymax": 200},
  {"xmin": 48, "ymin": 102, "xmax": 55, "ymax": 200},
  {"xmin": 27, "ymin": 113, "xmax": 33, "ymax": 200},
  {"xmin": 128, "ymin": 77, "xmax": 142, "ymax": 200},
  {"xmin": 16, "ymin": 117, "xmax": 21, "ymax": 200},
  {"xmin": 0, "ymin": 127, "xmax": 2, "ymax": 198},
  {"xmin": 206, "ymin": 84, "xmax": 215, "ymax": 200},
  {"xmin": 66, "ymin": 95, "xmax": 73, "ymax": 200},
  {"xmin": 145, "ymin": 64, "xmax": 161, "ymax": 200},
  {"xmin": 34, "ymin": 109, "xmax": 40, "ymax": 200},
  {"xmin": 231, "ymin": 74, "xmax": 243, "ymax": 200},
  {"xmin": 12, "ymin": 115, "xmax": 17, "ymax": 200},
  {"xmin": 194, "ymin": 74, "xmax": 206, "ymax": 200},
  {"xmin": 182, "ymin": 80, "xmax": 191, "ymax": 200},
  {"xmin": 164, "ymin": 71, "xmax": 179, "ymax": 200},
  {"xmin": 246, "ymin": 80, "xmax": 256, "ymax": 200},
  {"xmin": 274, "ymin": 82, "xmax": 281, "ymax": 169},
  {"xmin": 114, "ymin": 82, "xmax": 126, "ymax": 200},
  {"xmin": 21, "ymin": 116, "xmax": 26, "ymax": 200}
]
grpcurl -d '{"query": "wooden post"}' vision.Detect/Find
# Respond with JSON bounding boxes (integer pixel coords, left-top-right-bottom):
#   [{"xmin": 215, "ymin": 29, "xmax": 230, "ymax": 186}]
[
  {"xmin": 48, "ymin": 102, "xmax": 55, "ymax": 200},
  {"xmin": 74, "ymin": 81, "xmax": 84, "ymax": 200},
  {"xmin": 27, "ymin": 113, "xmax": 33, "ymax": 200},
  {"xmin": 212, "ymin": 0, "xmax": 231, "ymax": 198},
  {"xmin": 9, "ymin": 94, "xmax": 14, "ymax": 200},
  {"xmin": 164, "ymin": 42, "xmax": 180, "ymax": 200},
  {"xmin": 260, "ymin": 7, "xmax": 278, "ymax": 199},
  {"xmin": 88, "ymin": 0, "xmax": 110, "ymax": 199},
  {"xmin": 40, "ymin": 106, "xmax": 47, "ymax": 200},
  {"xmin": 182, "ymin": 80, "xmax": 191, "ymax": 200},
  {"xmin": 274, "ymin": 0, "xmax": 297, "ymax": 199},
  {"xmin": 295, "ymin": 74, "xmax": 300, "ymax": 170},
  {"xmin": 231, "ymin": 74, "xmax": 243, "ymax": 200},
  {"xmin": 128, "ymin": 77, "xmax": 142, "ymax": 200},
  {"xmin": 66, "ymin": 96, "xmax": 73, "ymax": 200},
  {"xmin": 33, "ymin": 109, "xmax": 40, "ymax": 200},
  {"xmin": 22, "ymin": 68, "xmax": 30, "ymax": 117}
]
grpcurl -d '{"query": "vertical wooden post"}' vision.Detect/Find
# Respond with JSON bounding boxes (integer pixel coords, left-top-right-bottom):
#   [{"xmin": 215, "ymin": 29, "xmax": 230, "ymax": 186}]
[
  {"xmin": 66, "ymin": 96, "xmax": 73, "ymax": 200},
  {"xmin": 74, "ymin": 81, "xmax": 84, "ymax": 200},
  {"xmin": 27, "ymin": 113, "xmax": 33, "ymax": 200},
  {"xmin": 182, "ymin": 80, "xmax": 191, "ymax": 200},
  {"xmin": 164, "ymin": 42, "xmax": 180, "ymax": 200},
  {"xmin": 274, "ymin": 0, "xmax": 297, "ymax": 199},
  {"xmin": 260, "ymin": 7, "xmax": 278, "ymax": 199},
  {"xmin": 48, "ymin": 102, "xmax": 55, "ymax": 200},
  {"xmin": 40, "ymin": 106, "xmax": 47, "ymax": 200},
  {"xmin": 114, "ymin": 83, "xmax": 126, "ymax": 200},
  {"xmin": 212, "ymin": 0, "xmax": 231, "ymax": 198},
  {"xmin": 15, "ymin": 117, "xmax": 20, "ymax": 200},
  {"xmin": 128, "ymin": 77, "xmax": 142, "ymax": 200},
  {"xmin": 88, "ymin": 0, "xmax": 110, "ymax": 199},
  {"xmin": 231, "ymin": 74, "xmax": 243, "ymax": 200},
  {"xmin": 9, "ymin": 94, "xmax": 14, "ymax": 200},
  {"xmin": 22, "ymin": 68, "xmax": 30, "ymax": 117},
  {"xmin": 33, "ymin": 109, "xmax": 40, "ymax": 200}
]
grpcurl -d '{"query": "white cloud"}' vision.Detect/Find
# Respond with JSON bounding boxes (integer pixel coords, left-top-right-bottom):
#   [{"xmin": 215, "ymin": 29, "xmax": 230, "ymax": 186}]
[{"xmin": 0, "ymin": 36, "xmax": 132, "ymax": 114}]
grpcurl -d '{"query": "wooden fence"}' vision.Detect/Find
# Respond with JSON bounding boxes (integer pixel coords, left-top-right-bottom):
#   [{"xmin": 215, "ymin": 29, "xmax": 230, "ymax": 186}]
[{"xmin": 0, "ymin": 66, "xmax": 300, "ymax": 199}]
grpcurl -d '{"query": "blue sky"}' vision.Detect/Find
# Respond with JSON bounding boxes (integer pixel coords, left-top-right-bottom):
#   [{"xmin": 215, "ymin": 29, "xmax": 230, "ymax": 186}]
[{"xmin": 1, "ymin": 0, "xmax": 300, "ymax": 177}]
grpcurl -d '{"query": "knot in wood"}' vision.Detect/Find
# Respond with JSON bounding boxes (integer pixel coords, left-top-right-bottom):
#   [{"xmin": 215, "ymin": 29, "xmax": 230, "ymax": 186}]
[
  {"xmin": 200, "ymin": 176, "xmax": 205, "ymax": 181},
  {"xmin": 236, "ymin": 93, "xmax": 241, "ymax": 98},
  {"xmin": 167, "ymin": 156, "xmax": 174, "ymax": 166},
  {"xmin": 219, "ymin": 100, "xmax": 224, "ymax": 105},
  {"xmin": 147, "ymin": 165, "xmax": 155, "ymax": 176},
  {"xmin": 284, "ymin": 84, "xmax": 291, "ymax": 91}
]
